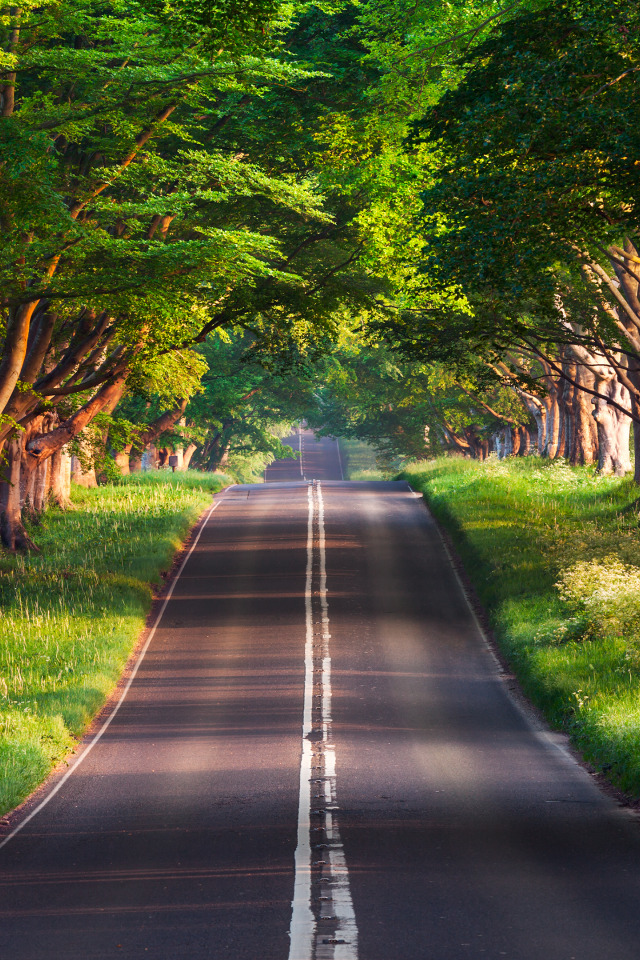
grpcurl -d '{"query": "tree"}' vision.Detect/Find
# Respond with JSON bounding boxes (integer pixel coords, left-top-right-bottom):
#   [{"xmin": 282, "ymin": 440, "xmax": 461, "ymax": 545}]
[
  {"xmin": 406, "ymin": 0, "xmax": 640, "ymax": 476},
  {"xmin": 114, "ymin": 329, "xmax": 313, "ymax": 478},
  {"xmin": 304, "ymin": 328, "xmax": 531, "ymax": 462},
  {"xmin": 0, "ymin": 0, "xmax": 389, "ymax": 546}
]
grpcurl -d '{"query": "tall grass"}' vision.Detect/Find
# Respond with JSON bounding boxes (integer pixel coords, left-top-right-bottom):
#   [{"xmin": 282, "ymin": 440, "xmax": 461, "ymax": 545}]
[
  {"xmin": 0, "ymin": 471, "xmax": 230, "ymax": 815},
  {"xmin": 401, "ymin": 456, "xmax": 640, "ymax": 796}
]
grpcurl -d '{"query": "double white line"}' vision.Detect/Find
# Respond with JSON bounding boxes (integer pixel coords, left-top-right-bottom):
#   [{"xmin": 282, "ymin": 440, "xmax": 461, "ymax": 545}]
[{"xmin": 288, "ymin": 482, "xmax": 358, "ymax": 960}]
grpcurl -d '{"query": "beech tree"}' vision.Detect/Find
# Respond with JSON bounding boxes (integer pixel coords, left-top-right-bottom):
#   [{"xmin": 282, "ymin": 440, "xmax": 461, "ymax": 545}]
[
  {"xmin": 0, "ymin": 0, "xmax": 382, "ymax": 547},
  {"xmin": 407, "ymin": 0, "xmax": 640, "ymax": 477},
  {"xmin": 303, "ymin": 328, "xmax": 531, "ymax": 463},
  {"xmin": 113, "ymin": 329, "xmax": 315, "ymax": 476}
]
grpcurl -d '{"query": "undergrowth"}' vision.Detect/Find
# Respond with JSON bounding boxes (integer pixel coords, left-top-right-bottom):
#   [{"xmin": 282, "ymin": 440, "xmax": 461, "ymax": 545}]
[
  {"xmin": 0, "ymin": 470, "xmax": 231, "ymax": 815},
  {"xmin": 401, "ymin": 456, "xmax": 640, "ymax": 797}
]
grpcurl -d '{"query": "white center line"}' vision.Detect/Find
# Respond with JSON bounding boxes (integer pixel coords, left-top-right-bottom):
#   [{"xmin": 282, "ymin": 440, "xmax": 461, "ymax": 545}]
[
  {"xmin": 288, "ymin": 483, "xmax": 358, "ymax": 960},
  {"xmin": 288, "ymin": 485, "xmax": 317, "ymax": 959},
  {"xmin": 335, "ymin": 440, "xmax": 344, "ymax": 482}
]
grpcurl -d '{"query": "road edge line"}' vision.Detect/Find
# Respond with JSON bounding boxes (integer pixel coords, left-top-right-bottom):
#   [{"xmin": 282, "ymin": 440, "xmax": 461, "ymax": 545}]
[
  {"xmin": 0, "ymin": 488, "xmax": 233, "ymax": 852},
  {"xmin": 405, "ymin": 482, "xmax": 625, "ymax": 803}
]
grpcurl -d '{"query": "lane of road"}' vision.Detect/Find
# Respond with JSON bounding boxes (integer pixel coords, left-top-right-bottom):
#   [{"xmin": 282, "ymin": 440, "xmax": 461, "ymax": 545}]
[
  {"xmin": 0, "ymin": 483, "xmax": 310, "ymax": 959},
  {"xmin": 2, "ymin": 437, "xmax": 640, "ymax": 959},
  {"xmin": 322, "ymin": 480, "xmax": 640, "ymax": 960},
  {"xmin": 265, "ymin": 428, "xmax": 344, "ymax": 483}
]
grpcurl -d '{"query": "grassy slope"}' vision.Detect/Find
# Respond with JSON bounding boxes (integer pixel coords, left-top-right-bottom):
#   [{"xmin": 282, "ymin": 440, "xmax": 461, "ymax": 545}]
[
  {"xmin": 0, "ymin": 471, "xmax": 230, "ymax": 815},
  {"xmin": 401, "ymin": 456, "xmax": 640, "ymax": 796}
]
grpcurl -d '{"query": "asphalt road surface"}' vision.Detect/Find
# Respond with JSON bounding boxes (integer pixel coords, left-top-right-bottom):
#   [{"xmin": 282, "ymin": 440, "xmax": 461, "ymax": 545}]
[
  {"xmin": 264, "ymin": 428, "xmax": 344, "ymax": 482},
  {"xmin": 2, "ymin": 439, "xmax": 640, "ymax": 959}
]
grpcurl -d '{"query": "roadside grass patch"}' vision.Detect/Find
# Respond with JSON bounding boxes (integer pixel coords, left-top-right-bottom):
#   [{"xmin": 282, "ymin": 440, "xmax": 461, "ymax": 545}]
[
  {"xmin": 401, "ymin": 456, "xmax": 640, "ymax": 795},
  {"xmin": 0, "ymin": 470, "xmax": 230, "ymax": 815},
  {"xmin": 339, "ymin": 438, "xmax": 400, "ymax": 480}
]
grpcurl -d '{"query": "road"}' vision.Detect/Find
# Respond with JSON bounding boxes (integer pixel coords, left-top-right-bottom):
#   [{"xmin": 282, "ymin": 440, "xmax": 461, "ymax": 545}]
[
  {"xmin": 264, "ymin": 428, "xmax": 344, "ymax": 482},
  {"xmin": 2, "ymin": 438, "xmax": 640, "ymax": 959}
]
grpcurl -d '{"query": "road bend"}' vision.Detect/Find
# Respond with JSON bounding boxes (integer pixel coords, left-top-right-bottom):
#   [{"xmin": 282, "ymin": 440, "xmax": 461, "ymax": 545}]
[{"xmin": 2, "ymin": 449, "xmax": 640, "ymax": 958}]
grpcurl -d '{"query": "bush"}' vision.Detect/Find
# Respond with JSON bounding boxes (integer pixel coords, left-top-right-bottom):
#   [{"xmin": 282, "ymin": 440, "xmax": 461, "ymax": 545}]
[{"xmin": 556, "ymin": 558, "xmax": 640, "ymax": 645}]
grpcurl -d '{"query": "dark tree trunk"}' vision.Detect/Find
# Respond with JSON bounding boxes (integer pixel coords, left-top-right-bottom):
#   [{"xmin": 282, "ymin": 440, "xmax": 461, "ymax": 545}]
[
  {"xmin": 0, "ymin": 432, "xmax": 39, "ymax": 550},
  {"xmin": 128, "ymin": 400, "xmax": 188, "ymax": 472},
  {"xmin": 568, "ymin": 367, "xmax": 598, "ymax": 466},
  {"xmin": 206, "ymin": 421, "xmax": 233, "ymax": 471}
]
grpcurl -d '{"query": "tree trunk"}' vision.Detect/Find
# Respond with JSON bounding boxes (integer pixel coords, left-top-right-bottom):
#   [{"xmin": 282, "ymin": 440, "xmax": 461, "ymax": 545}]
[
  {"xmin": 593, "ymin": 378, "xmax": 633, "ymax": 476},
  {"xmin": 114, "ymin": 445, "xmax": 132, "ymax": 475},
  {"xmin": 131, "ymin": 399, "xmax": 188, "ymax": 460},
  {"xmin": 217, "ymin": 442, "xmax": 231, "ymax": 469},
  {"xmin": 557, "ymin": 370, "xmax": 572, "ymax": 459},
  {"xmin": 181, "ymin": 443, "xmax": 198, "ymax": 470},
  {"xmin": 535, "ymin": 407, "xmax": 546, "ymax": 455},
  {"xmin": 20, "ymin": 414, "xmax": 52, "ymax": 517},
  {"xmin": 21, "ymin": 451, "xmax": 38, "ymax": 516},
  {"xmin": 634, "ymin": 420, "xmax": 640, "ymax": 486},
  {"xmin": 71, "ymin": 441, "xmax": 98, "ymax": 488},
  {"xmin": 206, "ymin": 420, "xmax": 233, "ymax": 471},
  {"xmin": 32, "ymin": 454, "xmax": 52, "ymax": 514},
  {"xmin": 569, "ymin": 369, "xmax": 598, "ymax": 466},
  {"xmin": 0, "ymin": 301, "xmax": 39, "ymax": 417},
  {"xmin": 31, "ymin": 413, "xmax": 57, "ymax": 513},
  {"xmin": 0, "ymin": 432, "xmax": 38, "ymax": 550},
  {"xmin": 629, "ymin": 369, "xmax": 640, "ymax": 484},
  {"xmin": 543, "ymin": 393, "xmax": 561, "ymax": 459},
  {"xmin": 50, "ymin": 447, "xmax": 72, "ymax": 508}
]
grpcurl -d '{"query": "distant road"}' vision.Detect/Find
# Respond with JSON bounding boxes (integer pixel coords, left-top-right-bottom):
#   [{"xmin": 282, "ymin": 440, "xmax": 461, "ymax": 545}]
[
  {"xmin": 264, "ymin": 427, "xmax": 344, "ymax": 482},
  {"xmin": 3, "ymin": 439, "xmax": 640, "ymax": 959}
]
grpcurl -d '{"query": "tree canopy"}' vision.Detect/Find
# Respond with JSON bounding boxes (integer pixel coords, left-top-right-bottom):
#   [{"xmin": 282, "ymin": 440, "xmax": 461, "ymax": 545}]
[{"xmin": 2, "ymin": 0, "xmax": 640, "ymax": 548}]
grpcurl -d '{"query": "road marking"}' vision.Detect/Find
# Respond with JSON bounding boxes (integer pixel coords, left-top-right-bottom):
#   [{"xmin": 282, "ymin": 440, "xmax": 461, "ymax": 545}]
[
  {"xmin": 335, "ymin": 440, "xmax": 344, "ymax": 482},
  {"xmin": 288, "ymin": 485, "xmax": 317, "ymax": 959},
  {"xmin": 0, "ymin": 490, "xmax": 232, "ymax": 853},
  {"xmin": 408, "ymin": 484, "xmax": 602, "ymax": 792},
  {"xmin": 288, "ymin": 483, "xmax": 358, "ymax": 960}
]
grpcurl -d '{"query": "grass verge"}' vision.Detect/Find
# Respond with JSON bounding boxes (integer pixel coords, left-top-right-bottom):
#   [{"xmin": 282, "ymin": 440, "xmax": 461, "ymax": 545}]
[
  {"xmin": 401, "ymin": 456, "xmax": 640, "ymax": 797},
  {"xmin": 339, "ymin": 438, "xmax": 399, "ymax": 480},
  {"xmin": 0, "ymin": 470, "xmax": 231, "ymax": 816}
]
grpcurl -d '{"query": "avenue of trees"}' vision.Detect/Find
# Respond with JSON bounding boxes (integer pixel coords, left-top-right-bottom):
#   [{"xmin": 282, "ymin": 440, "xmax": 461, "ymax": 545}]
[{"xmin": 2, "ymin": 0, "xmax": 640, "ymax": 549}]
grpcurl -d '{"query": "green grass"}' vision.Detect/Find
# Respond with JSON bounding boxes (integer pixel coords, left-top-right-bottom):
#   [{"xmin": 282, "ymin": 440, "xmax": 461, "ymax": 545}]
[
  {"xmin": 401, "ymin": 455, "xmax": 640, "ymax": 796},
  {"xmin": 339, "ymin": 438, "xmax": 399, "ymax": 480},
  {"xmin": 0, "ymin": 470, "xmax": 231, "ymax": 815}
]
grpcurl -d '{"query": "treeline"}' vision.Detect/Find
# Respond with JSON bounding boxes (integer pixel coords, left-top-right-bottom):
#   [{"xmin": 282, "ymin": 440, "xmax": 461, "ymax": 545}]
[
  {"xmin": 2, "ymin": 0, "xmax": 640, "ymax": 551},
  {"xmin": 0, "ymin": 0, "xmax": 378, "ymax": 547},
  {"xmin": 354, "ymin": 0, "xmax": 640, "ymax": 477}
]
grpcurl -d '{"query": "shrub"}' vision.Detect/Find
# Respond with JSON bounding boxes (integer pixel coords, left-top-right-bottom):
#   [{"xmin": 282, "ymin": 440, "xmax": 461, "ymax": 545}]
[{"xmin": 556, "ymin": 558, "xmax": 640, "ymax": 645}]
